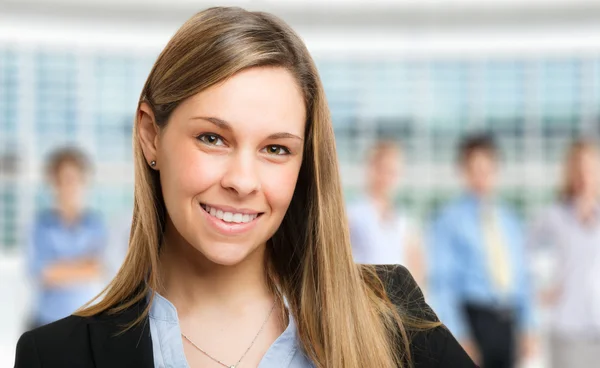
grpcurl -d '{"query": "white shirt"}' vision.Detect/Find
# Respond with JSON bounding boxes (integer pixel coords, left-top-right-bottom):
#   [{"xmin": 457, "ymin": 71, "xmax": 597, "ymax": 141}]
[
  {"xmin": 529, "ymin": 202, "xmax": 600, "ymax": 337},
  {"xmin": 347, "ymin": 197, "xmax": 413, "ymax": 265}
]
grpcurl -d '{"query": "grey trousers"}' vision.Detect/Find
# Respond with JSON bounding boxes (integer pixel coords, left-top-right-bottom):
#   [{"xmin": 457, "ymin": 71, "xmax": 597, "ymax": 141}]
[{"xmin": 550, "ymin": 334, "xmax": 600, "ymax": 368}]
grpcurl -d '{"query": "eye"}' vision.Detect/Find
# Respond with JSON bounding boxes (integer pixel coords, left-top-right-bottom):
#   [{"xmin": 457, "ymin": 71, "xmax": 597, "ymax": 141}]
[
  {"xmin": 263, "ymin": 145, "xmax": 290, "ymax": 156},
  {"xmin": 197, "ymin": 133, "xmax": 225, "ymax": 146}
]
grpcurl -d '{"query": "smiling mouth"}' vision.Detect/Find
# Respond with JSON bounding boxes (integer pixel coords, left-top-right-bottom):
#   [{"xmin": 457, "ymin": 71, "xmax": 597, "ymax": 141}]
[{"xmin": 200, "ymin": 203, "xmax": 263, "ymax": 224}]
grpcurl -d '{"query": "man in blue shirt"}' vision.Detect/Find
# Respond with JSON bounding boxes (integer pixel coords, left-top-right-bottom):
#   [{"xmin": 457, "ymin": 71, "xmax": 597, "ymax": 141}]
[
  {"xmin": 27, "ymin": 147, "xmax": 107, "ymax": 328},
  {"xmin": 427, "ymin": 134, "xmax": 535, "ymax": 368}
]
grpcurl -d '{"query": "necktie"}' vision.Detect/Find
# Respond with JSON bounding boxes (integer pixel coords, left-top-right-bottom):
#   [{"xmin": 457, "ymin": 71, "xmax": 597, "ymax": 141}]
[{"xmin": 481, "ymin": 207, "xmax": 512, "ymax": 294}]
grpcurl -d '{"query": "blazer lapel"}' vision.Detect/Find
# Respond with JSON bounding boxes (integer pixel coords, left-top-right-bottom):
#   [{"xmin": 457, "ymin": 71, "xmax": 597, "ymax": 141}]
[{"xmin": 88, "ymin": 301, "xmax": 154, "ymax": 368}]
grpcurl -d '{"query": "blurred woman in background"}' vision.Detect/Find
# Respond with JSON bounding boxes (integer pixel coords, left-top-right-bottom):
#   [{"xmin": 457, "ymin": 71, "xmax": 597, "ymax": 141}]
[
  {"xmin": 25, "ymin": 147, "xmax": 106, "ymax": 329},
  {"xmin": 528, "ymin": 139, "xmax": 600, "ymax": 367},
  {"xmin": 348, "ymin": 141, "xmax": 425, "ymax": 286}
]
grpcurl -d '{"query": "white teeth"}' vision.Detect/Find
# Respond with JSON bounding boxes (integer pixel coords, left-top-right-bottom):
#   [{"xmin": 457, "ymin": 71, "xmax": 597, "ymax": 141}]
[
  {"xmin": 232, "ymin": 213, "xmax": 243, "ymax": 223},
  {"xmin": 203, "ymin": 204, "xmax": 259, "ymax": 223}
]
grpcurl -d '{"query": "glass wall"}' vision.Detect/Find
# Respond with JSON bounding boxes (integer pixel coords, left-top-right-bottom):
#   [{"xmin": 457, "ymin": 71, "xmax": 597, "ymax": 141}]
[{"xmin": 0, "ymin": 47, "xmax": 597, "ymax": 249}]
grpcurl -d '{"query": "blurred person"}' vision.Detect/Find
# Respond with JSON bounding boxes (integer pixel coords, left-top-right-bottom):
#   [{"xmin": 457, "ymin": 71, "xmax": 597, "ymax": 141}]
[
  {"xmin": 25, "ymin": 147, "xmax": 106, "ymax": 329},
  {"xmin": 348, "ymin": 141, "xmax": 425, "ymax": 285},
  {"xmin": 427, "ymin": 133, "xmax": 535, "ymax": 368},
  {"xmin": 528, "ymin": 139, "xmax": 600, "ymax": 368},
  {"xmin": 103, "ymin": 213, "xmax": 132, "ymax": 281},
  {"xmin": 15, "ymin": 7, "xmax": 474, "ymax": 368}
]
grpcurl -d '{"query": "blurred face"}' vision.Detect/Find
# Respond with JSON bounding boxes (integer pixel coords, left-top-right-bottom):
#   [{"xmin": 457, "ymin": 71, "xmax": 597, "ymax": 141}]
[
  {"xmin": 368, "ymin": 150, "xmax": 402, "ymax": 198},
  {"xmin": 573, "ymin": 149, "xmax": 600, "ymax": 198},
  {"xmin": 51, "ymin": 162, "xmax": 87, "ymax": 212},
  {"xmin": 140, "ymin": 67, "xmax": 306, "ymax": 266},
  {"xmin": 463, "ymin": 150, "xmax": 497, "ymax": 196}
]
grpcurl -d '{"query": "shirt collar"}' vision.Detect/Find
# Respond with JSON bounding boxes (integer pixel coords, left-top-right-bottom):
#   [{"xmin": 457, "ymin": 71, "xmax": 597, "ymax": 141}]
[
  {"xmin": 463, "ymin": 192, "xmax": 498, "ymax": 210},
  {"xmin": 564, "ymin": 200, "xmax": 600, "ymax": 225},
  {"xmin": 147, "ymin": 290, "xmax": 179, "ymax": 323},
  {"xmin": 147, "ymin": 290, "xmax": 295, "ymax": 326}
]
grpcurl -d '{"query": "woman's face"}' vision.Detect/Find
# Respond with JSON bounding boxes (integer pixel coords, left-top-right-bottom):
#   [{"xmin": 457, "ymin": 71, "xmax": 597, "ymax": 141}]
[
  {"xmin": 51, "ymin": 162, "xmax": 87, "ymax": 214},
  {"xmin": 140, "ymin": 67, "xmax": 306, "ymax": 266},
  {"xmin": 573, "ymin": 149, "xmax": 600, "ymax": 197},
  {"xmin": 368, "ymin": 150, "xmax": 402, "ymax": 198}
]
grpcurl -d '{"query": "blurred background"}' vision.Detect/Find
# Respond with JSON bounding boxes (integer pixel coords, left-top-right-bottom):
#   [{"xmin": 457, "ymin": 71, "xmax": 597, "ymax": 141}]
[{"xmin": 3, "ymin": 0, "xmax": 600, "ymax": 367}]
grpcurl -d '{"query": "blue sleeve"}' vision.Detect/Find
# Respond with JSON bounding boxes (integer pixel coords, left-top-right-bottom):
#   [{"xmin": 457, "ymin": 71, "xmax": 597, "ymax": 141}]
[
  {"xmin": 427, "ymin": 211, "xmax": 468, "ymax": 341},
  {"xmin": 26, "ymin": 219, "xmax": 52, "ymax": 279},
  {"xmin": 87, "ymin": 213, "xmax": 108, "ymax": 257},
  {"xmin": 512, "ymin": 218, "xmax": 536, "ymax": 332}
]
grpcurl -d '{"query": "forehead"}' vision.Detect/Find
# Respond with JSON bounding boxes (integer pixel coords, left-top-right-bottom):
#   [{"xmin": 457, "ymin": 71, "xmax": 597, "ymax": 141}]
[
  {"xmin": 174, "ymin": 67, "xmax": 306, "ymax": 136},
  {"xmin": 467, "ymin": 149, "xmax": 496, "ymax": 163},
  {"xmin": 52, "ymin": 163, "xmax": 85, "ymax": 184},
  {"xmin": 577, "ymin": 150, "xmax": 600, "ymax": 165},
  {"xmin": 56, "ymin": 161, "xmax": 84, "ymax": 174}
]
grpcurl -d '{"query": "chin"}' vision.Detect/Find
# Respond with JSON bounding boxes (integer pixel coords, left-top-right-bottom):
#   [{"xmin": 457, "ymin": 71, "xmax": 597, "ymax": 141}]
[{"xmin": 193, "ymin": 239, "xmax": 259, "ymax": 267}]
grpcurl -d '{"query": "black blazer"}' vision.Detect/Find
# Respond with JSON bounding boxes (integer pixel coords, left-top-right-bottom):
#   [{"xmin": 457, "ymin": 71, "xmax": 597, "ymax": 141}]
[{"xmin": 15, "ymin": 265, "xmax": 475, "ymax": 368}]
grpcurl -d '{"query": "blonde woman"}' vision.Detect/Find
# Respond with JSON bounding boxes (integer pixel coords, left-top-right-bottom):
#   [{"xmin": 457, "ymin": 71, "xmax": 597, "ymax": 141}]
[
  {"xmin": 14, "ymin": 7, "xmax": 474, "ymax": 368},
  {"xmin": 529, "ymin": 139, "xmax": 600, "ymax": 368},
  {"xmin": 348, "ymin": 141, "xmax": 426, "ymax": 286}
]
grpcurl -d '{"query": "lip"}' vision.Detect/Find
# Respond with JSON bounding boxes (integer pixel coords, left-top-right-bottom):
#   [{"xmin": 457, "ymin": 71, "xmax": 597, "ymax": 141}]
[
  {"xmin": 200, "ymin": 202, "xmax": 262, "ymax": 215},
  {"xmin": 199, "ymin": 202, "xmax": 263, "ymax": 236}
]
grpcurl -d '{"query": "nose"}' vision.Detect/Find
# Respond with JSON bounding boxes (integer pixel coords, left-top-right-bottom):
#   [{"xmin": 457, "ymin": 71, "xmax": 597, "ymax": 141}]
[{"xmin": 220, "ymin": 151, "xmax": 261, "ymax": 197}]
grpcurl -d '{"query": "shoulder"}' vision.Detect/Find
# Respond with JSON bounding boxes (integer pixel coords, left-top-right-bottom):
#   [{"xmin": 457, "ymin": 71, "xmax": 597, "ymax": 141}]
[
  {"xmin": 375, "ymin": 264, "xmax": 436, "ymax": 320},
  {"xmin": 33, "ymin": 209, "xmax": 59, "ymax": 228},
  {"xmin": 497, "ymin": 203, "xmax": 525, "ymax": 232},
  {"xmin": 82, "ymin": 210, "xmax": 105, "ymax": 227},
  {"xmin": 15, "ymin": 299, "xmax": 151, "ymax": 368},
  {"xmin": 532, "ymin": 203, "xmax": 565, "ymax": 226},
  {"xmin": 374, "ymin": 265, "xmax": 476, "ymax": 367},
  {"xmin": 433, "ymin": 198, "xmax": 467, "ymax": 225},
  {"xmin": 15, "ymin": 315, "xmax": 92, "ymax": 367},
  {"xmin": 23, "ymin": 315, "xmax": 89, "ymax": 342},
  {"xmin": 346, "ymin": 199, "xmax": 370, "ymax": 219},
  {"xmin": 410, "ymin": 326, "xmax": 477, "ymax": 367}
]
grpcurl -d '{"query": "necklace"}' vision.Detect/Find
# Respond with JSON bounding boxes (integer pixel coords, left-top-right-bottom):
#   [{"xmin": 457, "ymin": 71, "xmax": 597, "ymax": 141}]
[{"xmin": 181, "ymin": 300, "xmax": 277, "ymax": 368}]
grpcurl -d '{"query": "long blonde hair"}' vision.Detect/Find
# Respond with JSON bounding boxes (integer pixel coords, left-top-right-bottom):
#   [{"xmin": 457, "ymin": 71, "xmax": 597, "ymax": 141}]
[
  {"xmin": 77, "ymin": 7, "xmax": 434, "ymax": 367},
  {"xmin": 560, "ymin": 139, "xmax": 600, "ymax": 201}
]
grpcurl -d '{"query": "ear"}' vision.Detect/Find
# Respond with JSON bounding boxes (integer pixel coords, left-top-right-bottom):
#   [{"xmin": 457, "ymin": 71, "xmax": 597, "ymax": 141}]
[{"xmin": 138, "ymin": 102, "xmax": 161, "ymax": 169}]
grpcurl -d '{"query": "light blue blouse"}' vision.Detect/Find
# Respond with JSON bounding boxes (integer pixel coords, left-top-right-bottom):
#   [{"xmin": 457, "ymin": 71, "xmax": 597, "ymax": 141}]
[{"xmin": 148, "ymin": 292, "xmax": 314, "ymax": 368}]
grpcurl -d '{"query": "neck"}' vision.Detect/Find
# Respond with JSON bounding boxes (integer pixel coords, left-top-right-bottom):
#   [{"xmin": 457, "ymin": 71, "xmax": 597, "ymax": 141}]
[
  {"xmin": 470, "ymin": 189, "xmax": 493, "ymax": 201},
  {"xmin": 57, "ymin": 205, "xmax": 82, "ymax": 224},
  {"xmin": 573, "ymin": 194, "xmax": 598, "ymax": 222},
  {"xmin": 158, "ymin": 221, "xmax": 274, "ymax": 318},
  {"xmin": 368, "ymin": 188, "xmax": 393, "ymax": 215}
]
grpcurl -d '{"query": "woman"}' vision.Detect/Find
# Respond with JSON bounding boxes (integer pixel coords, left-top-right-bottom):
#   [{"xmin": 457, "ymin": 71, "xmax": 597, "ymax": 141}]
[
  {"xmin": 529, "ymin": 139, "xmax": 600, "ymax": 368},
  {"xmin": 348, "ymin": 141, "xmax": 426, "ymax": 286},
  {"xmin": 15, "ymin": 7, "xmax": 474, "ymax": 368},
  {"xmin": 26, "ymin": 147, "xmax": 106, "ymax": 329}
]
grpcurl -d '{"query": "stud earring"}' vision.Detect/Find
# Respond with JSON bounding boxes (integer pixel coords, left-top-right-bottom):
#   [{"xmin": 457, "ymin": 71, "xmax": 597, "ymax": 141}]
[{"xmin": 150, "ymin": 160, "xmax": 156, "ymax": 167}]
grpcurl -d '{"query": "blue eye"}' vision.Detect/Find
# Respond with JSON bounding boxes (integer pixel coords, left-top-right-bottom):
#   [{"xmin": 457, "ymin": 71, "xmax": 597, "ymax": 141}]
[
  {"xmin": 197, "ymin": 134, "xmax": 225, "ymax": 146},
  {"xmin": 264, "ymin": 145, "xmax": 290, "ymax": 155}
]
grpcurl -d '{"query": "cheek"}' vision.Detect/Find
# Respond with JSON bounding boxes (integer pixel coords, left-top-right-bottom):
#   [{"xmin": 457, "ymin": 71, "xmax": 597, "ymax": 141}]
[
  {"xmin": 261, "ymin": 163, "xmax": 301, "ymax": 213},
  {"xmin": 161, "ymin": 144, "xmax": 223, "ymax": 199}
]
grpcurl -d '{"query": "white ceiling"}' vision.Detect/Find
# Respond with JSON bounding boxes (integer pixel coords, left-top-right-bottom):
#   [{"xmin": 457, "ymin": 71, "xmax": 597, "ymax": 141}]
[
  {"xmin": 3, "ymin": 0, "xmax": 600, "ymax": 29},
  {"xmin": 3, "ymin": 0, "xmax": 600, "ymax": 55}
]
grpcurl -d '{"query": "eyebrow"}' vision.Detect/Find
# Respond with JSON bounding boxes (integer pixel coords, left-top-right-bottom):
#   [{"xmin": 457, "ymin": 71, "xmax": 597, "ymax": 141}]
[{"xmin": 191, "ymin": 116, "xmax": 304, "ymax": 141}]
